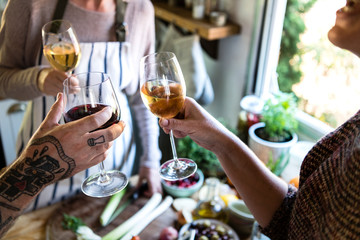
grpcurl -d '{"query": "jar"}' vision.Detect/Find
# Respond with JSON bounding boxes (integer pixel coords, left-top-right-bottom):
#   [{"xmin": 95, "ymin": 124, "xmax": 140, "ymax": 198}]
[
  {"xmin": 192, "ymin": 0, "xmax": 205, "ymax": 19},
  {"xmin": 237, "ymin": 95, "xmax": 263, "ymax": 143}
]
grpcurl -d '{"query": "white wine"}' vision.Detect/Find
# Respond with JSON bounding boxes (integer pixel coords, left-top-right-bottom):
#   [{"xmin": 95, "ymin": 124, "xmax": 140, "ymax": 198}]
[
  {"xmin": 140, "ymin": 79, "xmax": 185, "ymax": 119},
  {"xmin": 43, "ymin": 42, "xmax": 80, "ymax": 72}
]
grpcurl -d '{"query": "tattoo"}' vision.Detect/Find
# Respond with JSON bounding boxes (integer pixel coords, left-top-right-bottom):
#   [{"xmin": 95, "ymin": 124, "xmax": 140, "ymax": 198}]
[
  {"xmin": 87, "ymin": 135, "xmax": 105, "ymax": 146},
  {"xmin": 0, "ymin": 136, "xmax": 75, "ymax": 202}
]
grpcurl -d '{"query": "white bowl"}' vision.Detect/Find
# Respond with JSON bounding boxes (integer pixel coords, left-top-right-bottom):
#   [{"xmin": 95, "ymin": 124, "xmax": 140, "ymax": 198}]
[{"xmin": 228, "ymin": 200, "xmax": 255, "ymax": 237}]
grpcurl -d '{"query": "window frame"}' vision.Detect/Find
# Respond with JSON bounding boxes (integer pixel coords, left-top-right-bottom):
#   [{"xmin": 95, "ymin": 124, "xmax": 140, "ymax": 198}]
[{"xmin": 248, "ymin": 0, "xmax": 334, "ymax": 142}]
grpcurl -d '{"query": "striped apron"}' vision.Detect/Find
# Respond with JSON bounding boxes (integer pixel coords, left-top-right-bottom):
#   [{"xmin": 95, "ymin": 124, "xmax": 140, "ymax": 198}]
[{"xmin": 16, "ymin": 41, "xmax": 137, "ymax": 211}]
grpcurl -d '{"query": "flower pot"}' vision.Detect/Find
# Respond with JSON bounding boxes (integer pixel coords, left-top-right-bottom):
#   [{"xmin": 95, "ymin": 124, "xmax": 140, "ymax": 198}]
[{"xmin": 248, "ymin": 122, "xmax": 298, "ymax": 164}]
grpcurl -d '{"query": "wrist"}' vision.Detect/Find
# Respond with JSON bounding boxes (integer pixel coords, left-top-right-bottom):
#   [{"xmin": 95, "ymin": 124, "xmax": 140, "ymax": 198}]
[{"xmin": 37, "ymin": 68, "xmax": 51, "ymax": 93}]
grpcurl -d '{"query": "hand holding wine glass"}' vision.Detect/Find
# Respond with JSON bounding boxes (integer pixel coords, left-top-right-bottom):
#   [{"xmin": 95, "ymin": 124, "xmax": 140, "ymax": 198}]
[
  {"xmin": 63, "ymin": 72, "xmax": 128, "ymax": 197},
  {"xmin": 42, "ymin": 19, "xmax": 81, "ymax": 73},
  {"xmin": 140, "ymin": 52, "xmax": 197, "ymax": 181}
]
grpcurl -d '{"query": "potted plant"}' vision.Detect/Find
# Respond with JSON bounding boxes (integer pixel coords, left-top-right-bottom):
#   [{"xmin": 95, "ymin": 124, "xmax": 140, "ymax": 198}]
[{"xmin": 248, "ymin": 92, "xmax": 298, "ymax": 166}]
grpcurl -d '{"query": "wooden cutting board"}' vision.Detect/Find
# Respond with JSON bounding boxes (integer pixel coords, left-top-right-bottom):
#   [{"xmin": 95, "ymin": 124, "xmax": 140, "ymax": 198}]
[{"xmin": 45, "ymin": 191, "xmax": 177, "ymax": 240}]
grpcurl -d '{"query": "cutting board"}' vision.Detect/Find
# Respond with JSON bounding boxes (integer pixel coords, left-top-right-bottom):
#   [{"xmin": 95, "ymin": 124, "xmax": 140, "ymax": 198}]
[{"xmin": 45, "ymin": 191, "xmax": 177, "ymax": 240}]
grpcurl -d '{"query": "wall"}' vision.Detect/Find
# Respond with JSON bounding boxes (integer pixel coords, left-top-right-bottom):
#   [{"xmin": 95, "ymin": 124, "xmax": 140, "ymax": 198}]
[{"xmin": 204, "ymin": 0, "xmax": 258, "ymax": 127}]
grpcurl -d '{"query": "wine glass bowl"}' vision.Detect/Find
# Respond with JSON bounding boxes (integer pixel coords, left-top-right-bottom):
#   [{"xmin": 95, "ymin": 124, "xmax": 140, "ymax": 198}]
[
  {"xmin": 140, "ymin": 52, "xmax": 197, "ymax": 181},
  {"xmin": 42, "ymin": 19, "xmax": 81, "ymax": 73},
  {"xmin": 63, "ymin": 72, "xmax": 128, "ymax": 197}
]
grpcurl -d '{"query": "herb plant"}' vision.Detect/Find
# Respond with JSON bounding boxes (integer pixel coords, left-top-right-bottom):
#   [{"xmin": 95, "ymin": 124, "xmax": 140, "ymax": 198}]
[{"xmin": 260, "ymin": 92, "xmax": 298, "ymax": 142}]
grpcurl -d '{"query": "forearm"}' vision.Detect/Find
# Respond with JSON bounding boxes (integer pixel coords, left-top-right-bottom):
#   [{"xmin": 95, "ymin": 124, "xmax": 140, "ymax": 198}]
[
  {"xmin": 0, "ymin": 66, "xmax": 44, "ymax": 100},
  {"xmin": 210, "ymin": 129, "xmax": 288, "ymax": 227},
  {"xmin": 0, "ymin": 135, "xmax": 76, "ymax": 237}
]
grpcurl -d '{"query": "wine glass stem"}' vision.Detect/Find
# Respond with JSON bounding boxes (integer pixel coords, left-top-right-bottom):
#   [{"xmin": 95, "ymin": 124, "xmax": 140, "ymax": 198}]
[
  {"xmin": 169, "ymin": 129, "xmax": 182, "ymax": 169},
  {"xmin": 98, "ymin": 161, "xmax": 110, "ymax": 184}
]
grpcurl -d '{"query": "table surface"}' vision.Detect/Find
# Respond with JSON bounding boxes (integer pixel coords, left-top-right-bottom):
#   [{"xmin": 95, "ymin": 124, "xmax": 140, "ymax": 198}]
[
  {"xmin": 2, "ymin": 176, "xmax": 250, "ymax": 240},
  {"xmin": 2, "ymin": 176, "xmax": 178, "ymax": 240}
]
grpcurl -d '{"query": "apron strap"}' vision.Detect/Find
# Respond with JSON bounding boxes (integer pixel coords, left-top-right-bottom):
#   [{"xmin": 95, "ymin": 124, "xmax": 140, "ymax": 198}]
[
  {"xmin": 115, "ymin": 0, "xmax": 128, "ymax": 42},
  {"xmin": 52, "ymin": 0, "xmax": 127, "ymax": 41},
  {"xmin": 52, "ymin": 0, "xmax": 68, "ymax": 21}
]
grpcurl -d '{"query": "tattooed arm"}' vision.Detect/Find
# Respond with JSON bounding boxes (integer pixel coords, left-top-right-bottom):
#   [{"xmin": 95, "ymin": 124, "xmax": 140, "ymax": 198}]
[{"xmin": 0, "ymin": 93, "xmax": 125, "ymax": 236}]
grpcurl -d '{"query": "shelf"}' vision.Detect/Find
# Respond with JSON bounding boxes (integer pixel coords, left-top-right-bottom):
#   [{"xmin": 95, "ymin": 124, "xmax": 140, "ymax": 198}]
[{"xmin": 153, "ymin": 2, "xmax": 241, "ymax": 41}]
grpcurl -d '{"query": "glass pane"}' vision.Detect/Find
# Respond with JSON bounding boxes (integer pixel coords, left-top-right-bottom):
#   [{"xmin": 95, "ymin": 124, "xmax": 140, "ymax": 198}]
[{"xmin": 278, "ymin": 0, "xmax": 360, "ymax": 128}]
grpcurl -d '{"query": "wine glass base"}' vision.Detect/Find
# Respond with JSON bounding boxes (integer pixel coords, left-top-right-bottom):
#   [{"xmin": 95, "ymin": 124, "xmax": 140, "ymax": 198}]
[
  {"xmin": 159, "ymin": 158, "xmax": 197, "ymax": 181},
  {"xmin": 81, "ymin": 170, "xmax": 128, "ymax": 198}
]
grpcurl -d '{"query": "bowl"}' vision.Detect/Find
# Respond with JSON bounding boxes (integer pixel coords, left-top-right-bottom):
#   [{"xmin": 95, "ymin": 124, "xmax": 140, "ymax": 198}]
[
  {"xmin": 161, "ymin": 169, "xmax": 204, "ymax": 198},
  {"xmin": 179, "ymin": 219, "xmax": 239, "ymax": 240},
  {"xmin": 228, "ymin": 199, "xmax": 255, "ymax": 237}
]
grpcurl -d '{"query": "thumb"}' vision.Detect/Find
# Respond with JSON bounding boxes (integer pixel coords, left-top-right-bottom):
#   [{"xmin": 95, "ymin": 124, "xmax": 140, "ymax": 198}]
[
  {"xmin": 43, "ymin": 92, "xmax": 64, "ymax": 126},
  {"xmin": 161, "ymin": 118, "xmax": 184, "ymax": 132}
]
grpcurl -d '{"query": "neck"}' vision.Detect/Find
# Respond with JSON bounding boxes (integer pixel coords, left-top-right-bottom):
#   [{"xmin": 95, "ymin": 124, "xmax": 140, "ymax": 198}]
[{"xmin": 70, "ymin": 0, "xmax": 116, "ymax": 12}]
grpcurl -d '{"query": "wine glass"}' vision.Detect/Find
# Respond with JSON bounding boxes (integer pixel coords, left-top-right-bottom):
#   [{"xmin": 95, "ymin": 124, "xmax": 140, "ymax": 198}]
[
  {"xmin": 63, "ymin": 72, "xmax": 128, "ymax": 197},
  {"xmin": 42, "ymin": 19, "xmax": 81, "ymax": 73},
  {"xmin": 140, "ymin": 52, "xmax": 197, "ymax": 181}
]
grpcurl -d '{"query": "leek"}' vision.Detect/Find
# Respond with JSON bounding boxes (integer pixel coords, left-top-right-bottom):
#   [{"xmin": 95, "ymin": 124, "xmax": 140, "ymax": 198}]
[
  {"xmin": 62, "ymin": 214, "xmax": 101, "ymax": 240},
  {"xmin": 102, "ymin": 193, "xmax": 162, "ymax": 240},
  {"xmin": 100, "ymin": 187, "xmax": 127, "ymax": 226},
  {"xmin": 120, "ymin": 196, "xmax": 174, "ymax": 240}
]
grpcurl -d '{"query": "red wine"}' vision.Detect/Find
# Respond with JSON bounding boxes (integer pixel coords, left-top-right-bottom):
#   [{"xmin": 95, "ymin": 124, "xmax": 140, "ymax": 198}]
[{"xmin": 64, "ymin": 104, "xmax": 120, "ymax": 130}]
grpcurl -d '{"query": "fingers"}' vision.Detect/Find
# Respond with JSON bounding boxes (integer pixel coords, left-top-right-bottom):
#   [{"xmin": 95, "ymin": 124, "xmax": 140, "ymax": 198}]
[
  {"xmin": 73, "ymin": 107, "xmax": 113, "ymax": 133},
  {"xmin": 85, "ymin": 120, "xmax": 126, "ymax": 146},
  {"xmin": 41, "ymin": 92, "xmax": 64, "ymax": 128}
]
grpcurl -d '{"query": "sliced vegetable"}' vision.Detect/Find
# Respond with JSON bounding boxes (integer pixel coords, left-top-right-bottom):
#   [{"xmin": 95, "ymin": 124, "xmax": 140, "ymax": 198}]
[
  {"xmin": 106, "ymin": 189, "xmax": 140, "ymax": 226},
  {"xmin": 120, "ymin": 196, "xmax": 174, "ymax": 240},
  {"xmin": 102, "ymin": 193, "xmax": 162, "ymax": 240},
  {"xmin": 100, "ymin": 186, "xmax": 128, "ymax": 226},
  {"xmin": 62, "ymin": 214, "xmax": 101, "ymax": 240}
]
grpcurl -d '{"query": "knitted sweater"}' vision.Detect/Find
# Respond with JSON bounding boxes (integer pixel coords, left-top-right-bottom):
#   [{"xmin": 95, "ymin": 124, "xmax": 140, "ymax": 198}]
[{"xmin": 262, "ymin": 111, "xmax": 360, "ymax": 239}]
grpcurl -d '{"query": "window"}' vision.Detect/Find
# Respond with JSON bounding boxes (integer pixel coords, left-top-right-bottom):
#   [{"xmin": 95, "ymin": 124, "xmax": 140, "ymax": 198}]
[{"xmin": 248, "ymin": 0, "xmax": 358, "ymax": 142}]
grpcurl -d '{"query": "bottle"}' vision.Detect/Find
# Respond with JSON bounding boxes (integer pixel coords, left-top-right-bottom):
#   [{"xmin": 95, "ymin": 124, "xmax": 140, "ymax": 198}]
[
  {"xmin": 192, "ymin": 177, "xmax": 228, "ymax": 222},
  {"xmin": 192, "ymin": 0, "xmax": 205, "ymax": 19}
]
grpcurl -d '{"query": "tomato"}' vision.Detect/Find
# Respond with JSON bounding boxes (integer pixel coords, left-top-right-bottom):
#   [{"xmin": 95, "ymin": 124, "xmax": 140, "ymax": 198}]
[{"xmin": 131, "ymin": 236, "xmax": 140, "ymax": 240}]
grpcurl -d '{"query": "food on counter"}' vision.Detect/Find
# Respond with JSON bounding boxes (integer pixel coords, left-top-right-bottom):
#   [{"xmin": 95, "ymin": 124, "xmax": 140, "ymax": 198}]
[
  {"xmin": 289, "ymin": 176, "xmax": 299, "ymax": 188},
  {"xmin": 131, "ymin": 236, "xmax": 140, "ymax": 240},
  {"xmin": 102, "ymin": 193, "xmax": 163, "ymax": 240},
  {"xmin": 62, "ymin": 214, "xmax": 101, "ymax": 240},
  {"xmin": 184, "ymin": 220, "xmax": 236, "ymax": 240},
  {"xmin": 159, "ymin": 226, "xmax": 178, "ymax": 240},
  {"xmin": 163, "ymin": 172, "xmax": 200, "ymax": 188},
  {"xmin": 173, "ymin": 198, "xmax": 197, "ymax": 212},
  {"xmin": 220, "ymin": 194, "xmax": 239, "ymax": 207}
]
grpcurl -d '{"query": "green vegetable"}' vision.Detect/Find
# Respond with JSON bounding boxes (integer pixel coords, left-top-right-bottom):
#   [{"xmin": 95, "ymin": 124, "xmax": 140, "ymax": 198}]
[
  {"xmin": 100, "ymin": 186, "xmax": 127, "ymax": 226},
  {"xmin": 62, "ymin": 214, "xmax": 101, "ymax": 240},
  {"xmin": 120, "ymin": 196, "xmax": 173, "ymax": 240},
  {"xmin": 62, "ymin": 213, "xmax": 85, "ymax": 232},
  {"xmin": 102, "ymin": 193, "xmax": 162, "ymax": 240}
]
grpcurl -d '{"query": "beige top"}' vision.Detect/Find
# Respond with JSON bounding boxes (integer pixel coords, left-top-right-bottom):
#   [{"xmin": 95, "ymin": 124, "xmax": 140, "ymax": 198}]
[
  {"xmin": 0, "ymin": 0, "xmax": 155, "ymax": 99},
  {"xmin": 0, "ymin": 0, "xmax": 161, "ymax": 170}
]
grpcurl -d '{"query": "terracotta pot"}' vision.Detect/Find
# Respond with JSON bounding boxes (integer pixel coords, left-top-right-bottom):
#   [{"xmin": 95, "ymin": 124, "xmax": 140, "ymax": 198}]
[{"xmin": 248, "ymin": 122, "xmax": 298, "ymax": 164}]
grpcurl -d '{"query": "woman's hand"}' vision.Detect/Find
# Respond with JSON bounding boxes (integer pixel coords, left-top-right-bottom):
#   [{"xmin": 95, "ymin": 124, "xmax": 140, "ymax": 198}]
[
  {"xmin": 37, "ymin": 68, "xmax": 70, "ymax": 96},
  {"xmin": 159, "ymin": 97, "xmax": 228, "ymax": 152},
  {"xmin": 21, "ymin": 93, "xmax": 126, "ymax": 181},
  {"xmin": 137, "ymin": 166, "xmax": 163, "ymax": 197}
]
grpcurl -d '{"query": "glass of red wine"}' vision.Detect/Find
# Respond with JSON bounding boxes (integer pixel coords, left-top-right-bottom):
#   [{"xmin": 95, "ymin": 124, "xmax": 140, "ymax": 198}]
[
  {"xmin": 63, "ymin": 72, "xmax": 128, "ymax": 197},
  {"xmin": 140, "ymin": 52, "xmax": 197, "ymax": 181}
]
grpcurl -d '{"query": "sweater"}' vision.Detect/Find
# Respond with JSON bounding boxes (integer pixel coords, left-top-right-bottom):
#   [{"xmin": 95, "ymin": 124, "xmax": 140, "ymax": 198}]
[{"xmin": 262, "ymin": 110, "xmax": 360, "ymax": 239}]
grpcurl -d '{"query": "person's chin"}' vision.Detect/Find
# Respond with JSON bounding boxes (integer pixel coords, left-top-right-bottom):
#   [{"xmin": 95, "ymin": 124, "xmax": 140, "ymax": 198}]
[
  {"xmin": 328, "ymin": 26, "xmax": 348, "ymax": 48},
  {"xmin": 328, "ymin": 26, "xmax": 360, "ymax": 57}
]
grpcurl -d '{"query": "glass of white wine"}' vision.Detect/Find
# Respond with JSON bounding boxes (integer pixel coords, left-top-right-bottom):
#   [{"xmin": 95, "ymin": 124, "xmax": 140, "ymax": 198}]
[
  {"xmin": 42, "ymin": 19, "xmax": 81, "ymax": 73},
  {"xmin": 140, "ymin": 52, "xmax": 197, "ymax": 181}
]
